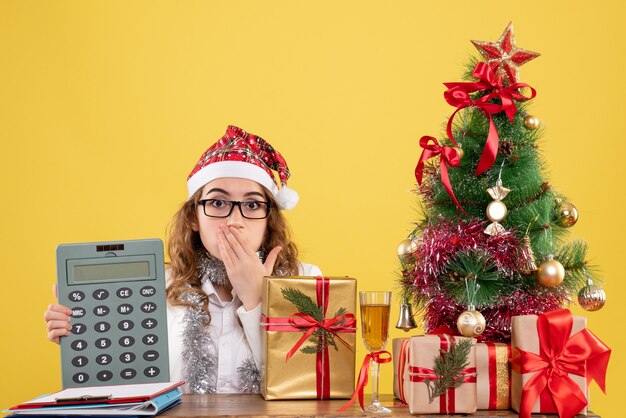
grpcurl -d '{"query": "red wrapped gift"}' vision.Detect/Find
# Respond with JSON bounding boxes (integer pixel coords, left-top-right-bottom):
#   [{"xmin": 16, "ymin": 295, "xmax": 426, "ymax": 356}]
[
  {"xmin": 510, "ymin": 309, "xmax": 611, "ymax": 418},
  {"xmin": 405, "ymin": 334, "xmax": 477, "ymax": 414},
  {"xmin": 475, "ymin": 342, "xmax": 511, "ymax": 410},
  {"xmin": 392, "ymin": 337, "xmax": 411, "ymax": 402}
]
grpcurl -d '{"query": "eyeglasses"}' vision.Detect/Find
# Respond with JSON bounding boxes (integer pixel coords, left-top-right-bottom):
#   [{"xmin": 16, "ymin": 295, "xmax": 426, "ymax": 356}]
[{"xmin": 198, "ymin": 199, "xmax": 271, "ymax": 219}]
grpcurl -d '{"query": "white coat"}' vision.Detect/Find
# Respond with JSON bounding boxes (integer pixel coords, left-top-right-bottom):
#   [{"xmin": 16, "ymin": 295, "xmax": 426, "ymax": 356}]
[{"xmin": 166, "ymin": 262, "xmax": 322, "ymax": 393}]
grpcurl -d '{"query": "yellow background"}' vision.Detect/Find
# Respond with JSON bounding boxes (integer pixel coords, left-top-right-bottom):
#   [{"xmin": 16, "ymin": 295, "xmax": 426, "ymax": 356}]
[{"xmin": 1, "ymin": 1, "xmax": 624, "ymax": 416}]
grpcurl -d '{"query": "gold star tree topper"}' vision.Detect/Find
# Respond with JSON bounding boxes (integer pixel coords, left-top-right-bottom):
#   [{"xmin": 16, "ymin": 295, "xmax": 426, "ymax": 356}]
[{"xmin": 471, "ymin": 22, "xmax": 540, "ymax": 85}]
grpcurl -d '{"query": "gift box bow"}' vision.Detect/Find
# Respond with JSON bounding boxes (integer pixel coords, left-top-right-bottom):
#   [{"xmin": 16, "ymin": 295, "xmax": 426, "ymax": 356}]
[
  {"xmin": 263, "ymin": 311, "xmax": 356, "ymax": 360},
  {"xmin": 511, "ymin": 309, "xmax": 611, "ymax": 418}
]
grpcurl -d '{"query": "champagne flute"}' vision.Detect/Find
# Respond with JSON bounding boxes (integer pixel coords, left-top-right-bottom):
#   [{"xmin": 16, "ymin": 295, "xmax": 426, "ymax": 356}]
[{"xmin": 359, "ymin": 291, "xmax": 391, "ymax": 413}]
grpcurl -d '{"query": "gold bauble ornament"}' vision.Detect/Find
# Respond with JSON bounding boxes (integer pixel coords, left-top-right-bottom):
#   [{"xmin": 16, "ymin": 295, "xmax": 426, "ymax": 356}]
[
  {"xmin": 557, "ymin": 201, "xmax": 579, "ymax": 228},
  {"xmin": 397, "ymin": 238, "xmax": 418, "ymax": 263},
  {"xmin": 524, "ymin": 115, "xmax": 540, "ymax": 130},
  {"xmin": 537, "ymin": 256, "xmax": 565, "ymax": 287},
  {"xmin": 456, "ymin": 309, "xmax": 486, "ymax": 337},
  {"xmin": 453, "ymin": 146, "xmax": 464, "ymax": 161},
  {"xmin": 578, "ymin": 279, "xmax": 606, "ymax": 311}
]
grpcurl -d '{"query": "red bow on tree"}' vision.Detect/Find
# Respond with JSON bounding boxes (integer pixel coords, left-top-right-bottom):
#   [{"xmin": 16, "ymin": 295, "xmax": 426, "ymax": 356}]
[
  {"xmin": 444, "ymin": 62, "xmax": 536, "ymax": 175},
  {"xmin": 511, "ymin": 309, "xmax": 611, "ymax": 418},
  {"xmin": 415, "ymin": 136, "xmax": 467, "ymax": 216}
]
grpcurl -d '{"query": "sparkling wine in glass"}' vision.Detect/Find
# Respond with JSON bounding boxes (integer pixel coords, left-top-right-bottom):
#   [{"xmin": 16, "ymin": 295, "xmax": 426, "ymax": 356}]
[{"xmin": 359, "ymin": 291, "xmax": 391, "ymax": 413}]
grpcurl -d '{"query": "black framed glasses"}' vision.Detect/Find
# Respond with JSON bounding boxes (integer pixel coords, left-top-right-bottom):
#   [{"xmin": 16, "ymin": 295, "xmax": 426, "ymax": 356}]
[{"xmin": 198, "ymin": 199, "xmax": 271, "ymax": 219}]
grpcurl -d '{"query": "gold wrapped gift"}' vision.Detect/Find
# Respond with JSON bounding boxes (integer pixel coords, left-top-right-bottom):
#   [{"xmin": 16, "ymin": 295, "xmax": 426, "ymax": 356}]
[{"xmin": 260, "ymin": 276, "xmax": 356, "ymax": 400}]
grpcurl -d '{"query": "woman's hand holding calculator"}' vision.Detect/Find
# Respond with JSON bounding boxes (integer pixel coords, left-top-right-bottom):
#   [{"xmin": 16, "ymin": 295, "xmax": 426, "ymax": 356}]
[{"xmin": 44, "ymin": 284, "xmax": 72, "ymax": 344}]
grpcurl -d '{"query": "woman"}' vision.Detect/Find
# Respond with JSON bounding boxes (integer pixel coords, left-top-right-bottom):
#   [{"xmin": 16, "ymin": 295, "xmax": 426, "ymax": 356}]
[{"xmin": 44, "ymin": 125, "xmax": 321, "ymax": 393}]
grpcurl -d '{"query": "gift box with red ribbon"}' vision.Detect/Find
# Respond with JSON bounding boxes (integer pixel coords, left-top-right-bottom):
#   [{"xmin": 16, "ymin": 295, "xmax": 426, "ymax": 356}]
[
  {"xmin": 476, "ymin": 342, "xmax": 511, "ymax": 410},
  {"xmin": 404, "ymin": 334, "xmax": 477, "ymax": 414},
  {"xmin": 510, "ymin": 309, "xmax": 611, "ymax": 418},
  {"xmin": 260, "ymin": 276, "xmax": 357, "ymax": 400}
]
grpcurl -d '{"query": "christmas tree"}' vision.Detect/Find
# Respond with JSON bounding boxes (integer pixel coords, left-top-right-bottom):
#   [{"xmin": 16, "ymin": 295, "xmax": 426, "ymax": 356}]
[{"xmin": 398, "ymin": 23, "xmax": 606, "ymax": 342}]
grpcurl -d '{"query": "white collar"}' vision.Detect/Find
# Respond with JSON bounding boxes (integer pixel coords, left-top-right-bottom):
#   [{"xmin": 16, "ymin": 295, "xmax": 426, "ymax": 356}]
[{"xmin": 201, "ymin": 279, "xmax": 237, "ymax": 306}]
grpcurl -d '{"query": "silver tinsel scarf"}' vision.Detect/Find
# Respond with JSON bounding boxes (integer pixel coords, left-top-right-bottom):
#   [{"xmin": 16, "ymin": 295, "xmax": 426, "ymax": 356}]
[
  {"xmin": 179, "ymin": 250, "xmax": 261, "ymax": 394},
  {"xmin": 197, "ymin": 250, "xmax": 228, "ymax": 286},
  {"xmin": 237, "ymin": 356, "xmax": 261, "ymax": 393},
  {"xmin": 180, "ymin": 290, "xmax": 217, "ymax": 394}
]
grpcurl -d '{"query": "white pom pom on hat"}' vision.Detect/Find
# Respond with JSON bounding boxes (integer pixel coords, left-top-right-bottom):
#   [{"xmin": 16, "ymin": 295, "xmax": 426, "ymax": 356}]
[
  {"xmin": 275, "ymin": 185, "xmax": 299, "ymax": 210},
  {"xmin": 187, "ymin": 125, "xmax": 298, "ymax": 210}
]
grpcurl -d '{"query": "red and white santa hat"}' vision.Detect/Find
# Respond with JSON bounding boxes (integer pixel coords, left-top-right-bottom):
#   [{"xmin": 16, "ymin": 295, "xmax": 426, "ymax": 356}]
[{"xmin": 187, "ymin": 125, "xmax": 299, "ymax": 210}]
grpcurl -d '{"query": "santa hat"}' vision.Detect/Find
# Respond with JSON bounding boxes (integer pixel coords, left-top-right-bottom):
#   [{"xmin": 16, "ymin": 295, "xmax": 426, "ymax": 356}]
[{"xmin": 187, "ymin": 125, "xmax": 299, "ymax": 210}]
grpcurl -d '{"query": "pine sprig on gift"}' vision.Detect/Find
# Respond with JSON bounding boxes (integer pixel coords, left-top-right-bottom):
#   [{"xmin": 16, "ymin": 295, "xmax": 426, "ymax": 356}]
[
  {"xmin": 281, "ymin": 287, "xmax": 323, "ymax": 321},
  {"xmin": 425, "ymin": 338, "xmax": 473, "ymax": 404}
]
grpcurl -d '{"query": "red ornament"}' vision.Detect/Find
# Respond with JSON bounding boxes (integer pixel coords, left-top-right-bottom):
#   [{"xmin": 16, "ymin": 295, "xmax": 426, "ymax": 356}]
[{"xmin": 471, "ymin": 22, "xmax": 540, "ymax": 84}]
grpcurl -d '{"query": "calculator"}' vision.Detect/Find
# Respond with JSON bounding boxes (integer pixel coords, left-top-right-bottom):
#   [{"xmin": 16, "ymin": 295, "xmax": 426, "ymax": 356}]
[{"xmin": 56, "ymin": 239, "xmax": 170, "ymax": 388}]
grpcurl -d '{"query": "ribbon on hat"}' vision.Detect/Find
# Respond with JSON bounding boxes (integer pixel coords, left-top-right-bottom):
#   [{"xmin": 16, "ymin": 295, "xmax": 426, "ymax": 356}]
[
  {"xmin": 444, "ymin": 62, "xmax": 536, "ymax": 175},
  {"xmin": 339, "ymin": 350, "xmax": 392, "ymax": 411},
  {"xmin": 261, "ymin": 276, "xmax": 356, "ymax": 399},
  {"xmin": 510, "ymin": 309, "xmax": 611, "ymax": 418},
  {"xmin": 415, "ymin": 136, "xmax": 467, "ymax": 216}
]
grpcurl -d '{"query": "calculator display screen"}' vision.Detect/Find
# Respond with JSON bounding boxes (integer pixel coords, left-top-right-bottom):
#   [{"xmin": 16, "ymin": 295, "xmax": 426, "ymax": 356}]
[{"xmin": 73, "ymin": 261, "xmax": 150, "ymax": 282}]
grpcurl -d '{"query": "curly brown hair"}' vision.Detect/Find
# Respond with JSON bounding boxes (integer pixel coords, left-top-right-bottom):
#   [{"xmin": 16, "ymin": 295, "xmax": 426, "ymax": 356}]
[{"xmin": 165, "ymin": 186, "xmax": 299, "ymax": 323}]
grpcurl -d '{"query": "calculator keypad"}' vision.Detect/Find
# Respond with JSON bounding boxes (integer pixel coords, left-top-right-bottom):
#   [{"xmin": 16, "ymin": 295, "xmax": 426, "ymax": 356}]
[
  {"xmin": 61, "ymin": 284, "xmax": 168, "ymax": 386},
  {"xmin": 63, "ymin": 283, "xmax": 167, "ymax": 385}
]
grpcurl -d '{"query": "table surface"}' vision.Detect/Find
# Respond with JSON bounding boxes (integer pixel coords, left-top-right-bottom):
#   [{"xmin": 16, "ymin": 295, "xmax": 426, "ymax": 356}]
[{"xmin": 159, "ymin": 394, "xmax": 600, "ymax": 417}]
